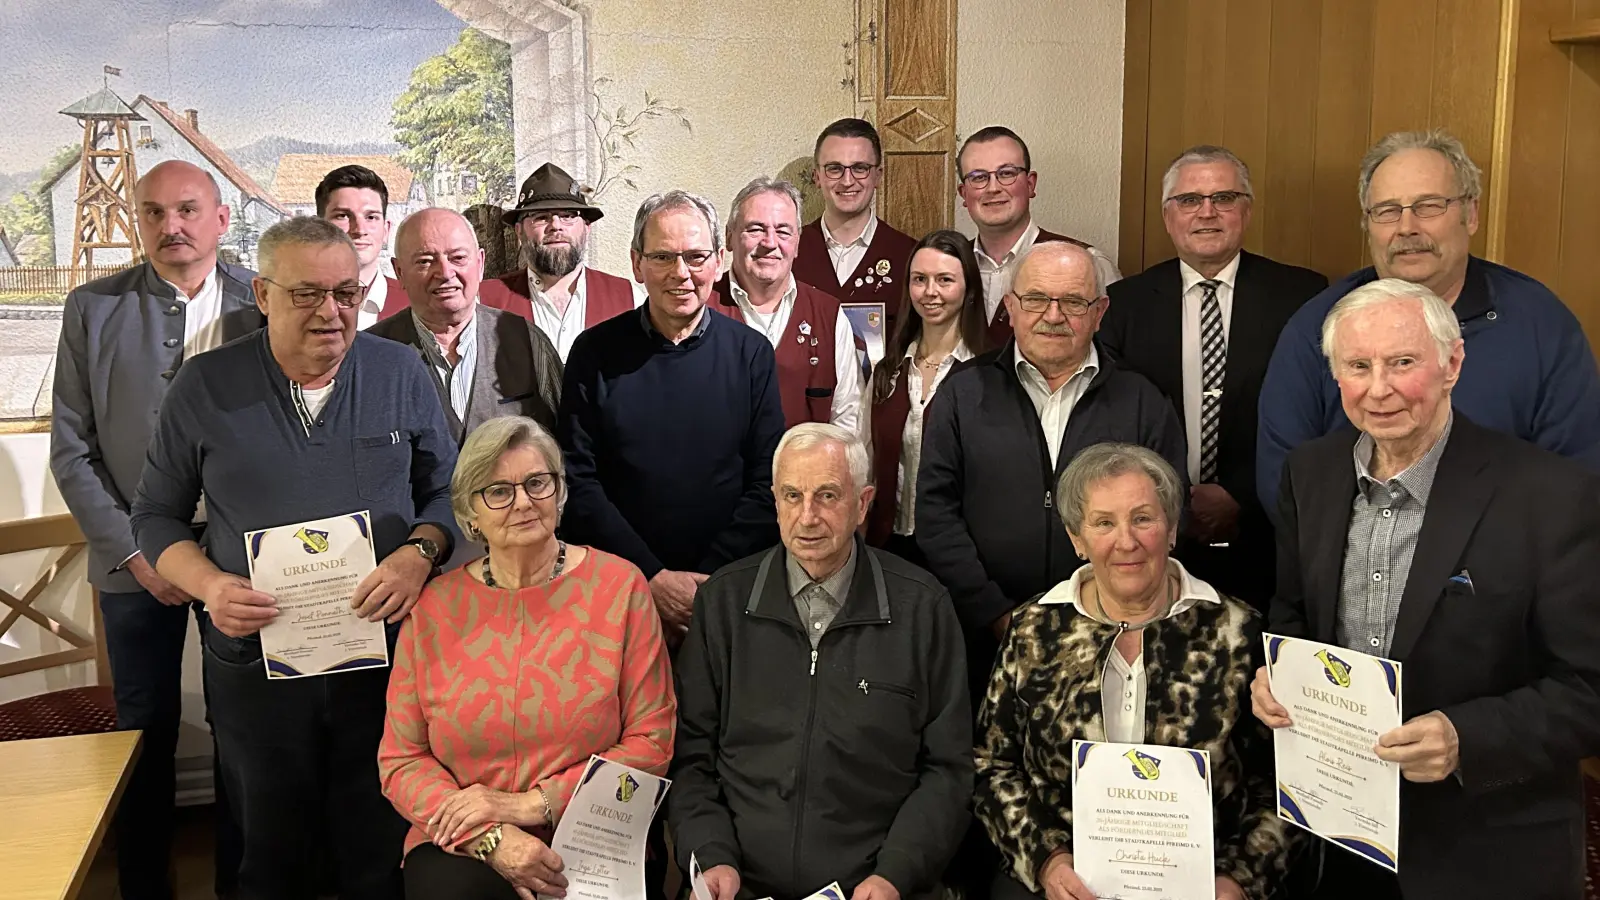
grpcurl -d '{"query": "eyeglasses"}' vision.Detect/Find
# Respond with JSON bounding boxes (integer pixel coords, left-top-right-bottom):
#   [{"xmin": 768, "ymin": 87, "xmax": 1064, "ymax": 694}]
[
  {"xmin": 641, "ymin": 250, "xmax": 716, "ymax": 269},
  {"xmin": 524, "ymin": 210, "xmax": 586, "ymax": 225},
  {"xmin": 819, "ymin": 162, "xmax": 879, "ymax": 181},
  {"xmin": 476, "ymin": 473, "xmax": 560, "ymax": 509},
  {"xmin": 1166, "ymin": 190, "xmax": 1250, "ymax": 213},
  {"xmin": 1365, "ymin": 196, "xmax": 1462, "ymax": 224},
  {"xmin": 1013, "ymin": 292, "xmax": 1099, "ymax": 316},
  {"xmin": 261, "ymin": 277, "xmax": 368, "ymax": 309},
  {"xmin": 960, "ymin": 165, "xmax": 1028, "ymax": 190}
]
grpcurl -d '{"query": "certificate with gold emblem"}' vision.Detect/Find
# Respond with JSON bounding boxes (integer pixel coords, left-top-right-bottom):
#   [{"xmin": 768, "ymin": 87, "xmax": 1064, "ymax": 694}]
[
  {"xmin": 550, "ymin": 756, "xmax": 671, "ymax": 900},
  {"xmin": 841, "ymin": 302, "xmax": 887, "ymax": 364},
  {"xmin": 245, "ymin": 511, "xmax": 384, "ymax": 679},
  {"xmin": 1264, "ymin": 633, "xmax": 1402, "ymax": 872},
  {"xmin": 1071, "ymin": 740, "xmax": 1215, "ymax": 900}
]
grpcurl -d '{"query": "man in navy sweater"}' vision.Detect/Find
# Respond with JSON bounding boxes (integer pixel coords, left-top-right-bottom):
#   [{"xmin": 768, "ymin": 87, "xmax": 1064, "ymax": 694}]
[
  {"xmin": 559, "ymin": 190, "xmax": 785, "ymax": 639},
  {"xmin": 131, "ymin": 217, "xmax": 458, "ymax": 900},
  {"xmin": 1257, "ymin": 130, "xmax": 1600, "ymax": 515}
]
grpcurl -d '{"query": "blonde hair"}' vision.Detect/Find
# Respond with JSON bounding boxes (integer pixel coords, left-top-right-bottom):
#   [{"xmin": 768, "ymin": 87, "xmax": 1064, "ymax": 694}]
[{"xmin": 450, "ymin": 417, "xmax": 566, "ymax": 536}]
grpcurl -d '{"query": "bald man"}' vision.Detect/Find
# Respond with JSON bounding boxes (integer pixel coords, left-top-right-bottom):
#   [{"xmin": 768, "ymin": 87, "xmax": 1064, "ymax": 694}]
[
  {"xmin": 372, "ymin": 207, "xmax": 563, "ymax": 443},
  {"xmin": 50, "ymin": 159, "xmax": 258, "ymax": 900}
]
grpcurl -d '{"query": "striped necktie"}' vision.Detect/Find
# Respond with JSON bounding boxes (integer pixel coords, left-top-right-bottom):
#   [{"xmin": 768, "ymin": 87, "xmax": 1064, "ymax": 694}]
[{"xmin": 1199, "ymin": 280, "xmax": 1226, "ymax": 483}]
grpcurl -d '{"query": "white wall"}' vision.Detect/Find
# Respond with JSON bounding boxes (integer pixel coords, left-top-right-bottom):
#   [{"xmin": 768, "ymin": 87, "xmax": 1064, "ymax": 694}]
[{"xmin": 956, "ymin": 0, "xmax": 1126, "ymax": 258}]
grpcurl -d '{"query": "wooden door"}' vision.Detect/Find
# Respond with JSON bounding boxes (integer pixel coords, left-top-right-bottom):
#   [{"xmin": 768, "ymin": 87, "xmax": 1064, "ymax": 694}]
[{"xmin": 861, "ymin": 0, "xmax": 959, "ymax": 239}]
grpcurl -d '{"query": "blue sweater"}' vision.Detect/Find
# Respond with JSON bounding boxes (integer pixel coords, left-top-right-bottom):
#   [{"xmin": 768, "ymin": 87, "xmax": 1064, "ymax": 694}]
[
  {"xmin": 558, "ymin": 307, "xmax": 785, "ymax": 578},
  {"xmin": 131, "ymin": 330, "xmax": 460, "ymax": 579},
  {"xmin": 1257, "ymin": 257, "xmax": 1600, "ymax": 516}
]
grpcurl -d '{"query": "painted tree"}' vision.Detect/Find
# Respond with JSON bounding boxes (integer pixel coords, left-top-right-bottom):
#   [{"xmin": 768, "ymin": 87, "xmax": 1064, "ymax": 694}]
[
  {"xmin": 0, "ymin": 144, "xmax": 78, "ymax": 265},
  {"xmin": 392, "ymin": 28, "xmax": 515, "ymax": 207}
]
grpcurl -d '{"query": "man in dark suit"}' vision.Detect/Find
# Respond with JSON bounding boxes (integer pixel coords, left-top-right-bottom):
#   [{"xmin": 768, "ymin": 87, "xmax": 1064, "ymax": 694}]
[
  {"xmin": 316, "ymin": 164, "xmax": 409, "ymax": 328},
  {"xmin": 1102, "ymin": 145, "xmax": 1327, "ymax": 607},
  {"xmin": 373, "ymin": 207, "xmax": 562, "ymax": 443},
  {"xmin": 1251, "ymin": 278, "xmax": 1600, "ymax": 900},
  {"xmin": 50, "ymin": 159, "xmax": 257, "ymax": 900}
]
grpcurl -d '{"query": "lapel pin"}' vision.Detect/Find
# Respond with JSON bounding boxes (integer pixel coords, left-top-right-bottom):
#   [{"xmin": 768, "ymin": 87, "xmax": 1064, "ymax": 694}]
[{"xmin": 875, "ymin": 259, "xmax": 892, "ymax": 276}]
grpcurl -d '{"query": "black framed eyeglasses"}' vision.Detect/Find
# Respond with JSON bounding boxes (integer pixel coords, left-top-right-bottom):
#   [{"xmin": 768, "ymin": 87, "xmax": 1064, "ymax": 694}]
[
  {"xmin": 1166, "ymin": 190, "xmax": 1251, "ymax": 213},
  {"xmin": 1013, "ymin": 292, "xmax": 1099, "ymax": 316},
  {"xmin": 475, "ymin": 473, "xmax": 560, "ymax": 509},
  {"xmin": 819, "ymin": 162, "xmax": 879, "ymax": 181},
  {"xmin": 641, "ymin": 250, "xmax": 716, "ymax": 269},
  {"xmin": 262, "ymin": 277, "xmax": 368, "ymax": 309},
  {"xmin": 961, "ymin": 165, "xmax": 1028, "ymax": 189},
  {"xmin": 1365, "ymin": 196, "xmax": 1462, "ymax": 224}
]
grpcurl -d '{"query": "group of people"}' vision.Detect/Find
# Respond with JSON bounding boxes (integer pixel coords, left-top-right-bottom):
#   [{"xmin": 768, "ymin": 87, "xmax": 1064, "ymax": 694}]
[{"xmin": 47, "ymin": 114, "xmax": 1600, "ymax": 900}]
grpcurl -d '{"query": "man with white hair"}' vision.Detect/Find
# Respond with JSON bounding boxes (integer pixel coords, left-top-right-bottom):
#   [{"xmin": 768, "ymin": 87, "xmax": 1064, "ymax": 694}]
[
  {"xmin": 671, "ymin": 422, "xmax": 972, "ymax": 900},
  {"xmin": 1251, "ymin": 278, "xmax": 1600, "ymax": 900},
  {"xmin": 1257, "ymin": 129, "xmax": 1600, "ymax": 517}
]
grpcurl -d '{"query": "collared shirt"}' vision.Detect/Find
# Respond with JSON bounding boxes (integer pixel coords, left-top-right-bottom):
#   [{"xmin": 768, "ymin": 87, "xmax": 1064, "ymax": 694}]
[
  {"xmin": 1039, "ymin": 558, "xmax": 1220, "ymax": 743},
  {"xmin": 1014, "ymin": 342, "xmax": 1100, "ymax": 467},
  {"xmin": 822, "ymin": 214, "xmax": 879, "ymax": 286},
  {"xmin": 357, "ymin": 274, "xmax": 387, "ymax": 332},
  {"xmin": 411, "ymin": 309, "xmax": 478, "ymax": 424},
  {"xmin": 1337, "ymin": 415, "xmax": 1454, "ymax": 656},
  {"xmin": 1178, "ymin": 254, "xmax": 1240, "ymax": 483},
  {"xmin": 160, "ymin": 268, "xmax": 225, "ymax": 359},
  {"xmin": 786, "ymin": 542, "xmax": 858, "ymax": 649},
  {"xmin": 639, "ymin": 301, "xmax": 712, "ymax": 344},
  {"xmin": 728, "ymin": 274, "xmax": 863, "ymax": 434},
  {"xmin": 528, "ymin": 265, "xmax": 589, "ymax": 362},
  {"xmin": 974, "ymin": 218, "xmax": 1122, "ymax": 320},
  {"xmin": 895, "ymin": 339, "xmax": 973, "ymax": 535}
]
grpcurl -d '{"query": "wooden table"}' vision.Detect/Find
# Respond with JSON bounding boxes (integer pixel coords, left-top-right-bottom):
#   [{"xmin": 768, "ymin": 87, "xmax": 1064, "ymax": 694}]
[{"xmin": 0, "ymin": 731, "xmax": 141, "ymax": 900}]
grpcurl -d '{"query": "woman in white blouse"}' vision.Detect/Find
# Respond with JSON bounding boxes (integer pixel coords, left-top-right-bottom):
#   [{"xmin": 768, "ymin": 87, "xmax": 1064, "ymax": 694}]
[{"xmin": 865, "ymin": 229, "xmax": 989, "ymax": 565}]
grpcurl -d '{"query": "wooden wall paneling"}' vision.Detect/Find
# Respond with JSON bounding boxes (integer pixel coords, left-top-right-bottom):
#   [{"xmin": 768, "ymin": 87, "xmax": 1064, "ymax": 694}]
[
  {"xmin": 1560, "ymin": 0, "xmax": 1600, "ymax": 346},
  {"xmin": 1433, "ymin": 0, "xmax": 1506, "ymax": 258},
  {"xmin": 1309, "ymin": 0, "xmax": 1377, "ymax": 278},
  {"xmin": 1224, "ymin": 0, "xmax": 1275, "ymax": 257},
  {"xmin": 875, "ymin": 0, "xmax": 958, "ymax": 236},
  {"xmin": 1261, "ymin": 0, "xmax": 1324, "ymax": 268},
  {"xmin": 1140, "ymin": 1, "xmax": 1193, "ymax": 269},
  {"xmin": 1118, "ymin": 0, "xmax": 1154, "ymax": 275},
  {"xmin": 1369, "ymin": 0, "xmax": 1439, "ymax": 139},
  {"xmin": 1503, "ymin": 0, "xmax": 1574, "ymax": 286},
  {"xmin": 1485, "ymin": 0, "xmax": 1522, "ymax": 262},
  {"xmin": 1182, "ymin": 2, "xmax": 1230, "ymax": 143}
]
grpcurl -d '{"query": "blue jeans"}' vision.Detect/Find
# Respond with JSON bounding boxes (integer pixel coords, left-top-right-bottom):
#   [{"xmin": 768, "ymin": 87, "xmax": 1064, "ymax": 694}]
[{"xmin": 99, "ymin": 589, "xmax": 241, "ymax": 900}]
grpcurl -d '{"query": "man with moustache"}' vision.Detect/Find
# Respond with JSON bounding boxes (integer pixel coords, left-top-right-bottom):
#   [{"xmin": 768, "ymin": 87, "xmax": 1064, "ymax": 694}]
[
  {"xmin": 51, "ymin": 159, "xmax": 256, "ymax": 900},
  {"xmin": 1257, "ymin": 129, "xmax": 1600, "ymax": 515},
  {"xmin": 1101, "ymin": 146, "xmax": 1326, "ymax": 607},
  {"xmin": 559, "ymin": 191, "xmax": 785, "ymax": 640},
  {"xmin": 706, "ymin": 177, "xmax": 862, "ymax": 432},
  {"xmin": 316, "ymin": 164, "xmax": 410, "ymax": 329},
  {"xmin": 371, "ymin": 207, "xmax": 563, "ymax": 441},
  {"xmin": 794, "ymin": 118, "xmax": 918, "ymax": 325},
  {"xmin": 130, "ymin": 216, "xmax": 458, "ymax": 900},
  {"xmin": 479, "ymin": 163, "xmax": 641, "ymax": 360},
  {"xmin": 957, "ymin": 126, "xmax": 1121, "ymax": 347}
]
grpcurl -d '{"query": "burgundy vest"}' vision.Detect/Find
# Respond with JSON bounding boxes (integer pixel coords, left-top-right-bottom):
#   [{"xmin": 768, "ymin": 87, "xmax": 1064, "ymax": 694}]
[
  {"xmin": 378, "ymin": 276, "xmax": 410, "ymax": 320},
  {"xmin": 980, "ymin": 227, "xmax": 1091, "ymax": 347},
  {"xmin": 477, "ymin": 267, "xmax": 634, "ymax": 326},
  {"xmin": 866, "ymin": 364, "xmax": 914, "ymax": 546},
  {"xmin": 794, "ymin": 217, "xmax": 918, "ymax": 326},
  {"xmin": 706, "ymin": 276, "xmax": 840, "ymax": 429}
]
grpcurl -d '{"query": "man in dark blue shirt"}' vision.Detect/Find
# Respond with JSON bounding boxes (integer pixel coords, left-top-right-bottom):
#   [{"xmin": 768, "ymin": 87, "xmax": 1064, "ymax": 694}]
[
  {"xmin": 1257, "ymin": 129, "xmax": 1600, "ymax": 516},
  {"xmin": 131, "ymin": 216, "xmax": 458, "ymax": 900},
  {"xmin": 559, "ymin": 190, "xmax": 785, "ymax": 641}
]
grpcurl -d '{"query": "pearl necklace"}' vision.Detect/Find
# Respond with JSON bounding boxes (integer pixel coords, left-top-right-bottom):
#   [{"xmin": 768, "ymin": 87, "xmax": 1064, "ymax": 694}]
[{"xmin": 483, "ymin": 541, "xmax": 566, "ymax": 588}]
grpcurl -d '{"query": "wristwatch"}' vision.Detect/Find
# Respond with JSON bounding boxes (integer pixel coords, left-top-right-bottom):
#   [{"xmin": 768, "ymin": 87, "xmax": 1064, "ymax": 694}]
[{"xmin": 403, "ymin": 536, "xmax": 441, "ymax": 563}]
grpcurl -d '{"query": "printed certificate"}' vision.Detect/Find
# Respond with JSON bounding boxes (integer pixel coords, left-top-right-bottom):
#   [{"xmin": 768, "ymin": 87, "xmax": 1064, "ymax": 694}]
[
  {"xmin": 549, "ymin": 756, "xmax": 670, "ymax": 900},
  {"xmin": 1072, "ymin": 740, "xmax": 1215, "ymax": 900},
  {"xmin": 1264, "ymin": 633, "xmax": 1403, "ymax": 872},
  {"xmin": 246, "ymin": 511, "xmax": 384, "ymax": 679}
]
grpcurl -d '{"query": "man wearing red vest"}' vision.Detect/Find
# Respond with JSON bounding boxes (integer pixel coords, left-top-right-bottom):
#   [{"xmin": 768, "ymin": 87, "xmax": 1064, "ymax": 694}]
[
  {"xmin": 479, "ymin": 162, "xmax": 641, "ymax": 360},
  {"xmin": 957, "ymin": 126, "xmax": 1122, "ymax": 348},
  {"xmin": 707, "ymin": 178, "xmax": 862, "ymax": 433},
  {"xmin": 793, "ymin": 118, "xmax": 918, "ymax": 328},
  {"xmin": 316, "ymin": 165, "xmax": 410, "ymax": 330}
]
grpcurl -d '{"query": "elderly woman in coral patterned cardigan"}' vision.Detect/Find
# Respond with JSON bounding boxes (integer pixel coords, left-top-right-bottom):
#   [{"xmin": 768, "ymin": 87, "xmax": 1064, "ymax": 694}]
[{"xmin": 379, "ymin": 416, "xmax": 676, "ymax": 900}]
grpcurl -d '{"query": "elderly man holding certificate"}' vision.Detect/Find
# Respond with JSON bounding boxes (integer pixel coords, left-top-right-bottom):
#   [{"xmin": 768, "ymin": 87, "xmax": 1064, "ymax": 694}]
[
  {"xmin": 974, "ymin": 443, "xmax": 1290, "ymax": 900},
  {"xmin": 130, "ymin": 216, "xmax": 459, "ymax": 900},
  {"xmin": 1252, "ymin": 279, "xmax": 1600, "ymax": 900}
]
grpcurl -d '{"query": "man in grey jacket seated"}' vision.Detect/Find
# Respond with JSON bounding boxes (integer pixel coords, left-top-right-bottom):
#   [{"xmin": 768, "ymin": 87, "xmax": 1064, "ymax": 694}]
[{"xmin": 669, "ymin": 422, "xmax": 973, "ymax": 900}]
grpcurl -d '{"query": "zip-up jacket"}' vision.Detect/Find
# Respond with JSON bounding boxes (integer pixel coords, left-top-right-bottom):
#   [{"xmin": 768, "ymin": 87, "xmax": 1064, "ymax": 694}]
[{"xmin": 668, "ymin": 539, "xmax": 973, "ymax": 899}]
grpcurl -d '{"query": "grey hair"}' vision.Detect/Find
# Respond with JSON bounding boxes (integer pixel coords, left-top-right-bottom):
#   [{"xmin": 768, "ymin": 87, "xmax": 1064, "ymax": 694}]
[
  {"xmin": 1358, "ymin": 130, "xmax": 1482, "ymax": 211},
  {"xmin": 726, "ymin": 177, "xmax": 803, "ymax": 240},
  {"xmin": 1160, "ymin": 145, "xmax": 1253, "ymax": 201},
  {"xmin": 773, "ymin": 422, "xmax": 871, "ymax": 496},
  {"xmin": 1320, "ymin": 278, "xmax": 1462, "ymax": 373},
  {"xmin": 630, "ymin": 190, "xmax": 723, "ymax": 255},
  {"xmin": 1056, "ymin": 443, "xmax": 1183, "ymax": 536},
  {"xmin": 450, "ymin": 416, "xmax": 567, "ymax": 538},
  {"xmin": 257, "ymin": 216, "xmax": 356, "ymax": 278},
  {"xmin": 1018, "ymin": 239, "xmax": 1104, "ymax": 299}
]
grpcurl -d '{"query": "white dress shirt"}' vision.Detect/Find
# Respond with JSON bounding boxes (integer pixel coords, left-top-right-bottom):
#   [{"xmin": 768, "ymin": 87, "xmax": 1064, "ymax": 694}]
[
  {"xmin": 895, "ymin": 339, "xmax": 974, "ymax": 535},
  {"xmin": 412, "ymin": 310, "xmax": 478, "ymax": 424},
  {"xmin": 728, "ymin": 275, "xmax": 863, "ymax": 433},
  {"xmin": 1178, "ymin": 254, "xmax": 1240, "ymax": 484},
  {"xmin": 160, "ymin": 268, "xmax": 226, "ymax": 359},
  {"xmin": 528, "ymin": 266, "xmax": 590, "ymax": 362},
  {"xmin": 822, "ymin": 214, "xmax": 878, "ymax": 286},
  {"xmin": 357, "ymin": 273, "xmax": 387, "ymax": 332},
  {"xmin": 975, "ymin": 218, "xmax": 1123, "ymax": 321},
  {"xmin": 1014, "ymin": 342, "xmax": 1100, "ymax": 467},
  {"xmin": 1039, "ymin": 558, "xmax": 1221, "ymax": 742}
]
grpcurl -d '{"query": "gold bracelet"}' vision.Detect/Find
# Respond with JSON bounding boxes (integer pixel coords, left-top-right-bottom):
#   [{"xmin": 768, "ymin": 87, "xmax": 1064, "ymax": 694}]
[
  {"xmin": 472, "ymin": 822, "xmax": 504, "ymax": 861},
  {"xmin": 536, "ymin": 787, "xmax": 554, "ymax": 827}
]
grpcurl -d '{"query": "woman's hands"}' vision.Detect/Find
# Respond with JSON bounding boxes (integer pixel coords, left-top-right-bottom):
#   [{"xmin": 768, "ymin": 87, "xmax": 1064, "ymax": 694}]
[
  {"xmin": 487, "ymin": 825, "xmax": 568, "ymax": 899},
  {"xmin": 430, "ymin": 784, "xmax": 548, "ymax": 847}
]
